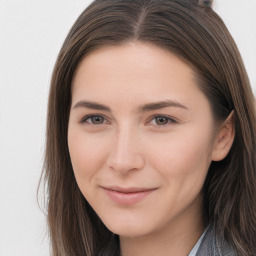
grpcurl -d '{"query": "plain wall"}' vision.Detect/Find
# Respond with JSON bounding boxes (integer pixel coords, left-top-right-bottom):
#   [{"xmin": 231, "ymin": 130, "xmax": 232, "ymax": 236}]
[{"xmin": 0, "ymin": 0, "xmax": 255, "ymax": 255}]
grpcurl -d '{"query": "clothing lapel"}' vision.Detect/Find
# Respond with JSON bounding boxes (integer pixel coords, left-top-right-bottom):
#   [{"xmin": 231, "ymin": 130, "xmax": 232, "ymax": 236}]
[{"xmin": 195, "ymin": 223, "xmax": 237, "ymax": 256}]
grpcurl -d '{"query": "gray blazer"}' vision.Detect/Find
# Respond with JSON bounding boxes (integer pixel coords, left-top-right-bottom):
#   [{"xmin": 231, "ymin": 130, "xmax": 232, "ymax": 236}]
[{"xmin": 196, "ymin": 224, "xmax": 237, "ymax": 256}]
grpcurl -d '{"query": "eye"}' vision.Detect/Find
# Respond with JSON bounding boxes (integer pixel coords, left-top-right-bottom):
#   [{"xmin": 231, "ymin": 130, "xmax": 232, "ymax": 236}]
[
  {"xmin": 81, "ymin": 115, "xmax": 108, "ymax": 125},
  {"xmin": 150, "ymin": 115, "xmax": 178, "ymax": 126}
]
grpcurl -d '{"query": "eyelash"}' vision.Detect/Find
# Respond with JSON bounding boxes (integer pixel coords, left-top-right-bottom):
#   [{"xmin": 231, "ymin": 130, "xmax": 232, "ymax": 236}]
[
  {"xmin": 80, "ymin": 114, "xmax": 178, "ymax": 127},
  {"xmin": 80, "ymin": 114, "xmax": 110, "ymax": 125},
  {"xmin": 149, "ymin": 115, "xmax": 178, "ymax": 126}
]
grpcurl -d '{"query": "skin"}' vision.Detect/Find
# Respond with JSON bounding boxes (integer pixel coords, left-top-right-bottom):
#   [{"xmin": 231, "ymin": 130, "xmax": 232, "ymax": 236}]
[{"xmin": 68, "ymin": 42, "xmax": 234, "ymax": 256}]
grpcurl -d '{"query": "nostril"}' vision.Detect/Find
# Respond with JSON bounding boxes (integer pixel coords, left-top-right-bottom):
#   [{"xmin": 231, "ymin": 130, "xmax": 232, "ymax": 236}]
[{"xmin": 107, "ymin": 150, "xmax": 145, "ymax": 174}]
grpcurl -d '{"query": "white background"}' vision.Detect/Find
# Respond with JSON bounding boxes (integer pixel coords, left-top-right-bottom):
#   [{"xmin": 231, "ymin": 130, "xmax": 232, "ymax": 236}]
[{"xmin": 0, "ymin": 1, "xmax": 255, "ymax": 255}]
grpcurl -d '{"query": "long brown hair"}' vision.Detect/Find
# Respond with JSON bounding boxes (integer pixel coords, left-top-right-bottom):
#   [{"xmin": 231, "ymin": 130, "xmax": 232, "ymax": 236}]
[{"xmin": 41, "ymin": 0, "xmax": 256, "ymax": 255}]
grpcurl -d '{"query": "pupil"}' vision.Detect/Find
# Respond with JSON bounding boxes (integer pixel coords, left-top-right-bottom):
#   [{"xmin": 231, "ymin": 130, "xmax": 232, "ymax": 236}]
[
  {"xmin": 156, "ymin": 116, "xmax": 168, "ymax": 125},
  {"xmin": 92, "ymin": 116, "xmax": 103, "ymax": 124}
]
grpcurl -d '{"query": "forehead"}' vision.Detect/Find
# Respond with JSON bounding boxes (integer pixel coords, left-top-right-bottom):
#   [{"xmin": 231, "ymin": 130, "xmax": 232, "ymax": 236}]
[
  {"xmin": 71, "ymin": 42, "xmax": 209, "ymax": 113},
  {"xmin": 74, "ymin": 42, "xmax": 195, "ymax": 76},
  {"xmin": 73, "ymin": 42, "xmax": 196, "ymax": 88}
]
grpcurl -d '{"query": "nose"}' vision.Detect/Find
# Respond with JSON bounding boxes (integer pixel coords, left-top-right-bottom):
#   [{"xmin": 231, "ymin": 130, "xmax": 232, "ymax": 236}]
[{"xmin": 106, "ymin": 126, "xmax": 145, "ymax": 174}]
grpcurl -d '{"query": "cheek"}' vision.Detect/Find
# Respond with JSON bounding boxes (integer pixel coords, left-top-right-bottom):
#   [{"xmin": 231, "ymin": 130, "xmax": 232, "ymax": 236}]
[
  {"xmin": 146, "ymin": 128, "xmax": 214, "ymax": 192},
  {"xmin": 67, "ymin": 129, "xmax": 108, "ymax": 188}
]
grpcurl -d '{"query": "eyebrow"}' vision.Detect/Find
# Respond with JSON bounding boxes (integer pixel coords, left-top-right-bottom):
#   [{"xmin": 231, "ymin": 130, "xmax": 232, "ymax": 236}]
[
  {"xmin": 72, "ymin": 101, "xmax": 111, "ymax": 111},
  {"xmin": 138, "ymin": 100, "xmax": 188, "ymax": 112},
  {"xmin": 72, "ymin": 100, "xmax": 188, "ymax": 112}
]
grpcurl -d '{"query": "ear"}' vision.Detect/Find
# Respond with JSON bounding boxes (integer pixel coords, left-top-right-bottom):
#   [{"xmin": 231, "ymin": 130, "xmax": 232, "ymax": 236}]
[{"xmin": 212, "ymin": 111, "xmax": 235, "ymax": 161}]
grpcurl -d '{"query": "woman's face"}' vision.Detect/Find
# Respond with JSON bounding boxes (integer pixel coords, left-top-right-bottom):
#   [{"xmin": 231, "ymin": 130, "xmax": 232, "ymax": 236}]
[{"xmin": 68, "ymin": 42, "xmax": 219, "ymax": 237}]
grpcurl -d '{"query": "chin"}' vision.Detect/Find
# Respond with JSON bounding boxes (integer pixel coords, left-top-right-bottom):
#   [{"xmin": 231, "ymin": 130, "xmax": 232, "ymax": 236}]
[
  {"xmin": 102, "ymin": 215, "xmax": 157, "ymax": 238},
  {"xmin": 109, "ymin": 225, "xmax": 150, "ymax": 238}
]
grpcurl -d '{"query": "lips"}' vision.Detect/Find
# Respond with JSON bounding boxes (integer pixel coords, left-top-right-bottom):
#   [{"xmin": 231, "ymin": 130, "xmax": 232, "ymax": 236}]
[{"xmin": 101, "ymin": 186, "xmax": 157, "ymax": 205}]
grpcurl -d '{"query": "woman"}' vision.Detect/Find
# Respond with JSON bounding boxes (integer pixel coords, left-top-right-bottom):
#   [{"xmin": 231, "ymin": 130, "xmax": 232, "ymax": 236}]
[{"xmin": 41, "ymin": 0, "xmax": 256, "ymax": 255}]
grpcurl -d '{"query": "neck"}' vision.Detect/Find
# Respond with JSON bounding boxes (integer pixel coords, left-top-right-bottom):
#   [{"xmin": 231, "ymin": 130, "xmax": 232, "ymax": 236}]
[{"xmin": 120, "ymin": 197, "xmax": 207, "ymax": 256}]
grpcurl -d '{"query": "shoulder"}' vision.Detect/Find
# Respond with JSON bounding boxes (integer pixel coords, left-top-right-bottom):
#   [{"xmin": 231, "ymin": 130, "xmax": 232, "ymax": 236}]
[{"xmin": 196, "ymin": 224, "xmax": 238, "ymax": 256}]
